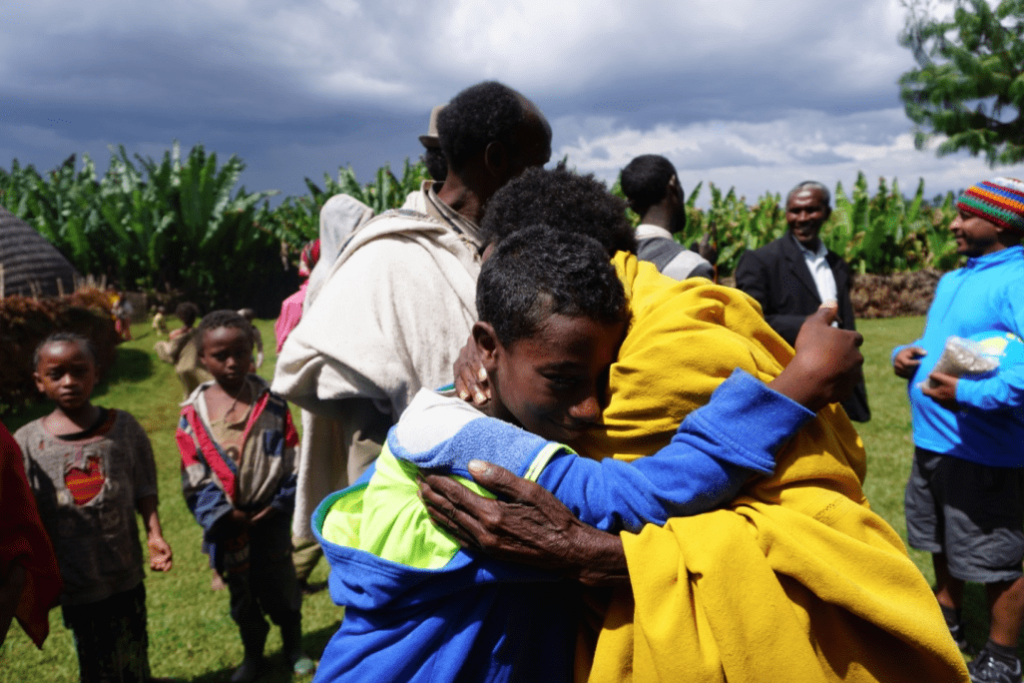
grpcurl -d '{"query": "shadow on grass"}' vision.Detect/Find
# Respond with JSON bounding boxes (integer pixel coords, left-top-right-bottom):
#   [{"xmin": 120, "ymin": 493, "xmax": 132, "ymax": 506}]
[
  {"xmin": 92, "ymin": 347, "xmax": 154, "ymax": 398},
  {"xmin": 187, "ymin": 621, "xmax": 340, "ymax": 683}
]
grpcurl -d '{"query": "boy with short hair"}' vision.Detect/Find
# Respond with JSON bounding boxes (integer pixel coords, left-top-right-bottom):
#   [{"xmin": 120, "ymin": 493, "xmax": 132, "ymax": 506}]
[
  {"xmin": 15, "ymin": 332, "xmax": 173, "ymax": 683},
  {"xmin": 311, "ymin": 226, "xmax": 818, "ymax": 682},
  {"xmin": 176, "ymin": 310, "xmax": 312, "ymax": 683}
]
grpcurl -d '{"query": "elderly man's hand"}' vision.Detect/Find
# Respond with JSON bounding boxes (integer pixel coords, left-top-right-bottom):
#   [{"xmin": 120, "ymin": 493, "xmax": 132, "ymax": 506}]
[
  {"xmin": 453, "ymin": 335, "xmax": 491, "ymax": 407},
  {"xmin": 768, "ymin": 302, "xmax": 864, "ymax": 412},
  {"xmin": 418, "ymin": 460, "xmax": 628, "ymax": 587}
]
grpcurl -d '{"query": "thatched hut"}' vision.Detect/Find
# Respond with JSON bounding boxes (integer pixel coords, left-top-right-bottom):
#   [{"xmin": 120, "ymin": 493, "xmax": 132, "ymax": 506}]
[{"xmin": 0, "ymin": 205, "xmax": 80, "ymax": 298}]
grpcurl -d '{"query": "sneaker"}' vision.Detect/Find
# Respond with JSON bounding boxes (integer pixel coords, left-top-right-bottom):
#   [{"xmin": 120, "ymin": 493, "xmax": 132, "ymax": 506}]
[
  {"xmin": 291, "ymin": 654, "xmax": 316, "ymax": 677},
  {"xmin": 968, "ymin": 649, "xmax": 1023, "ymax": 683}
]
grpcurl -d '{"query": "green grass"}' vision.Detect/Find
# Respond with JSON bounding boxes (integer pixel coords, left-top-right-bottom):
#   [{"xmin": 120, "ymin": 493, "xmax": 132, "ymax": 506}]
[{"xmin": 0, "ymin": 315, "xmax": 1009, "ymax": 678}]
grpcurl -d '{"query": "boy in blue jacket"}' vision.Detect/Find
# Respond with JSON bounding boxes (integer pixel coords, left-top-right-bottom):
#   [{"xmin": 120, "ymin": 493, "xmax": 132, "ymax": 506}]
[{"xmin": 312, "ymin": 225, "xmax": 863, "ymax": 683}]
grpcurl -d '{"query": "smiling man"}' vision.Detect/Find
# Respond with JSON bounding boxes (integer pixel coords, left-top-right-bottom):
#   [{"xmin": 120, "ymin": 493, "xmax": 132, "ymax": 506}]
[
  {"xmin": 735, "ymin": 180, "xmax": 870, "ymax": 422},
  {"xmin": 893, "ymin": 177, "xmax": 1024, "ymax": 683}
]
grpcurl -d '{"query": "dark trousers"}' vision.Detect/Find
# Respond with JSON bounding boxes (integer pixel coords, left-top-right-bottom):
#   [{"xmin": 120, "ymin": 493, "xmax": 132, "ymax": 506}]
[
  {"xmin": 62, "ymin": 582, "xmax": 150, "ymax": 683},
  {"xmin": 225, "ymin": 514, "xmax": 303, "ymax": 657}
]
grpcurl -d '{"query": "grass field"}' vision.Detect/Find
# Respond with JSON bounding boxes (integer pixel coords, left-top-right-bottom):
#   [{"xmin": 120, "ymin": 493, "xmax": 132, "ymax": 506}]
[{"xmin": 0, "ymin": 314, "xmax": 1009, "ymax": 680}]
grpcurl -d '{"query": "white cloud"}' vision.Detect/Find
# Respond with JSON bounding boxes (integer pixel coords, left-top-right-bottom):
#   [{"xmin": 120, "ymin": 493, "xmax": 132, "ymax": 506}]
[
  {"xmin": 1, "ymin": 0, "xmax": 917, "ymax": 113},
  {"xmin": 1, "ymin": 0, "xmax": 1006, "ymax": 206},
  {"xmin": 554, "ymin": 108, "xmax": 1016, "ymax": 203}
]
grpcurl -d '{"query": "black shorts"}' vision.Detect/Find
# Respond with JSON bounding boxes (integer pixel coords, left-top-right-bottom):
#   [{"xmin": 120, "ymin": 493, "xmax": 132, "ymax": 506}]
[{"xmin": 905, "ymin": 447, "xmax": 1024, "ymax": 583}]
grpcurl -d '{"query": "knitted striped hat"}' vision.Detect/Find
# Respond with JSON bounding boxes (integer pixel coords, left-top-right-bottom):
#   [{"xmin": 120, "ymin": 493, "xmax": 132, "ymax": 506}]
[{"xmin": 956, "ymin": 177, "xmax": 1024, "ymax": 233}]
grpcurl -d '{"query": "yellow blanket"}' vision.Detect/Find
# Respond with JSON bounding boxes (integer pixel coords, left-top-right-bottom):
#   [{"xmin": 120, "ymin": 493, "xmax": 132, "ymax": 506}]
[{"xmin": 573, "ymin": 254, "xmax": 968, "ymax": 683}]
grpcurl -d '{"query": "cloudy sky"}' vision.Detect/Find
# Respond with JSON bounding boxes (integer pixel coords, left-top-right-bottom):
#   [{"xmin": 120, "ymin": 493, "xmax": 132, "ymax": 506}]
[{"xmin": 2, "ymin": 0, "xmax": 1017, "ymax": 206}]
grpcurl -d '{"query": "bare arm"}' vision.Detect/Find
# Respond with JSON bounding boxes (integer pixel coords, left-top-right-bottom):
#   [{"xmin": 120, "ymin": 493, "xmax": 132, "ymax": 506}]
[
  {"xmin": 138, "ymin": 495, "xmax": 173, "ymax": 572},
  {"xmin": 418, "ymin": 462, "xmax": 629, "ymax": 587}
]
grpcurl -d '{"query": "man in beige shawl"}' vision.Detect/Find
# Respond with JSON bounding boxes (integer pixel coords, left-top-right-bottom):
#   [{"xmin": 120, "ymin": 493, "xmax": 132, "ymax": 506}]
[{"xmin": 272, "ymin": 81, "xmax": 552, "ymax": 557}]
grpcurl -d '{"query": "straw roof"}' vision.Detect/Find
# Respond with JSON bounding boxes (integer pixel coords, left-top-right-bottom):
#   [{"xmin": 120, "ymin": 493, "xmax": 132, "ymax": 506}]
[{"xmin": 0, "ymin": 205, "xmax": 80, "ymax": 297}]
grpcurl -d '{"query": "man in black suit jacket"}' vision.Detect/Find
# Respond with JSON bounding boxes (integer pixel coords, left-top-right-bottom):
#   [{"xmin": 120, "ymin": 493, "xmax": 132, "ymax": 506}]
[{"xmin": 735, "ymin": 181, "xmax": 870, "ymax": 422}]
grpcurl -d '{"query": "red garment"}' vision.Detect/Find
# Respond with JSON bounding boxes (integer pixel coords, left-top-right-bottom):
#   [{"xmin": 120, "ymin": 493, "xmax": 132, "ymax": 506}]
[{"xmin": 0, "ymin": 422, "xmax": 62, "ymax": 647}]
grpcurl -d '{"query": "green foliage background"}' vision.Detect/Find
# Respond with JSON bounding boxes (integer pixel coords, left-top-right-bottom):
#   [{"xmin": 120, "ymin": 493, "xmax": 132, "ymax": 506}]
[
  {"xmin": 2, "ymin": 143, "xmax": 963, "ymax": 315},
  {"xmin": 900, "ymin": 0, "xmax": 1024, "ymax": 165}
]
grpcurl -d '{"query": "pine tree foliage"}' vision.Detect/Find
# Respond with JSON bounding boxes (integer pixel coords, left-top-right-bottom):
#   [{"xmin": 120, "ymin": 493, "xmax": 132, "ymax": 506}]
[{"xmin": 899, "ymin": 0, "xmax": 1024, "ymax": 165}]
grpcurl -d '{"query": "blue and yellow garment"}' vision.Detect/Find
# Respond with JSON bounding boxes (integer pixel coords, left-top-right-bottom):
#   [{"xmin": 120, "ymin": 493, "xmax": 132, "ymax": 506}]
[
  {"xmin": 580, "ymin": 253, "xmax": 969, "ymax": 683},
  {"xmin": 312, "ymin": 366, "xmax": 814, "ymax": 683}
]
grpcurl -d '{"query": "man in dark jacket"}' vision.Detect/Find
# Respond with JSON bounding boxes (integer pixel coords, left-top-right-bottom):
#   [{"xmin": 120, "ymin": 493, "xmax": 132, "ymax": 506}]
[{"xmin": 735, "ymin": 181, "xmax": 870, "ymax": 422}]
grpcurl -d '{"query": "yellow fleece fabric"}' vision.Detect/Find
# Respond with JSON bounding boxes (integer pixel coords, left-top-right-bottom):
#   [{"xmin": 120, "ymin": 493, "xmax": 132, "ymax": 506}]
[{"xmin": 575, "ymin": 254, "xmax": 968, "ymax": 683}]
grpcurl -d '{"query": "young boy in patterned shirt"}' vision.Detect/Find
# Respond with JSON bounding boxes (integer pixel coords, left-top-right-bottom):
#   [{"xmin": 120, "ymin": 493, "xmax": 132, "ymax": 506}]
[
  {"xmin": 177, "ymin": 310, "xmax": 312, "ymax": 683},
  {"xmin": 16, "ymin": 333, "xmax": 173, "ymax": 682}
]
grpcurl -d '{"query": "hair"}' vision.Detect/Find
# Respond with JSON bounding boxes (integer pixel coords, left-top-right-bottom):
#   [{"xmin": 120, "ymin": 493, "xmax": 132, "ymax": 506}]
[
  {"xmin": 786, "ymin": 181, "xmax": 831, "ymax": 207},
  {"xmin": 175, "ymin": 302, "xmax": 200, "ymax": 328},
  {"xmin": 481, "ymin": 164, "xmax": 637, "ymax": 256},
  {"xmin": 421, "ymin": 147, "xmax": 448, "ymax": 182},
  {"xmin": 195, "ymin": 309, "xmax": 254, "ymax": 355},
  {"xmin": 237, "ymin": 308, "xmax": 255, "ymax": 321},
  {"xmin": 33, "ymin": 332, "xmax": 97, "ymax": 370},
  {"xmin": 438, "ymin": 81, "xmax": 531, "ymax": 174},
  {"xmin": 619, "ymin": 155, "xmax": 678, "ymax": 215},
  {"xmin": 477, "ymin": 224, "xmax": 626, "ymax": 347}
]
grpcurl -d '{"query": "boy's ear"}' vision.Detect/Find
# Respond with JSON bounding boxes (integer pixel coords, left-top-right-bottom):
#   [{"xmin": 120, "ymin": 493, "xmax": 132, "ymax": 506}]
[
  {"xmin": 33, "ymin": 370, "xmax": 45, "ymax": 394},
  {"xmin": 471, "ymin": 321, "xmax": 502, "ymax": 373}
]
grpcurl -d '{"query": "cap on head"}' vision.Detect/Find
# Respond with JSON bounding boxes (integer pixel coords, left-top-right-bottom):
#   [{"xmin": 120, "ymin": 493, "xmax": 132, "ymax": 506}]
[
  {"xmin": 957, "ymin": 178, "xmax": 1024, "ymax": 233},
  {"xmin": 419, "ymin": 105, "xmax": 445, "ymax": 149}
]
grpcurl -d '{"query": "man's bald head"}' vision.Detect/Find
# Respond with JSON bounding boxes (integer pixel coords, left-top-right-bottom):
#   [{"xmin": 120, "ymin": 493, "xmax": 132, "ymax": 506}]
[{"xmin": 438, "ymin": 81, "xmax": 551, "ymax": 178}]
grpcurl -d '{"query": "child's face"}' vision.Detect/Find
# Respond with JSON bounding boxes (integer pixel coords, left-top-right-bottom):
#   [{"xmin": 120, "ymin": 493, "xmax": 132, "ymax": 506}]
[
  {"xmin": 34, "ymin": 341, "xmax": 98, "ymax": 413},
  {"xmin": 480, "ymin": 313, "xmax": 626, "ymax": 446},
  {"xmin": 199, "ymin": 326, "xmax": 253, "ymax": 392}
]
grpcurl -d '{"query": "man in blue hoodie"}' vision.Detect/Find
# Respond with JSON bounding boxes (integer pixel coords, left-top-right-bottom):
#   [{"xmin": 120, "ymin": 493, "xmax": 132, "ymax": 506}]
[{"xmin": 893, "ymin": 177, "xmax": 1024, "ymax": 683}]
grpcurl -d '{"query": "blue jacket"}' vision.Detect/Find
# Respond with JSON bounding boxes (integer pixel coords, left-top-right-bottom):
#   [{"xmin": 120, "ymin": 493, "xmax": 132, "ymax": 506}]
[
  {"xmin": 893, "ymin": 245, "xmax": 1024, "ymax": 466},
  {"xmin": 312, "ymin": 370, "xmax": 813, "ymax": 683}
]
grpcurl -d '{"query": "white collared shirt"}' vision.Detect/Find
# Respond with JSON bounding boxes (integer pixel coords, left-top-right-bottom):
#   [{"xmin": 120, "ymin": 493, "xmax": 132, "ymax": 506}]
[{"xmin": 793, "ymin": 233, "xmax": 838, "ymax": 305}]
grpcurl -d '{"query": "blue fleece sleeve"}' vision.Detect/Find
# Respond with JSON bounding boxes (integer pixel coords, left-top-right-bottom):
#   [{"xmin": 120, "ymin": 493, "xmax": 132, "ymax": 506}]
[{"xmin": 537, "ymin": 368, "xmax": 814, "ymax": 533}]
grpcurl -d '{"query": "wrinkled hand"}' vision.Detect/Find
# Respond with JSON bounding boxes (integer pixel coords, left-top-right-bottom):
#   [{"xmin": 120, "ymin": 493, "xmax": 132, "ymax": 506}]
[
  {"xmin": 418, "ymin": 461, "xmax": 627, "ymax": 586},
  {"xmin": 894, "ymin": 345, "xmax": 927, "ymax": 380},
  {"xmin": 148, "ymin": 536, "xmax": 173, "ymax": 572},
  {"xmin": 922, "ymin": 371, "xmax": 959, "ymax": 411},
  {"xmin": 769, "ymin": 303, "xmax": 864, "ymax": 412},
  {"xmin": 453, "ymin": 335, "xmax": 491, "ymax": 407}
]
